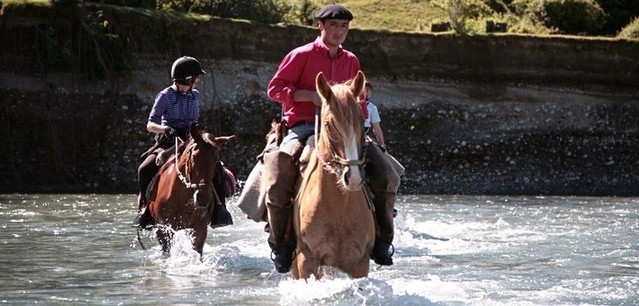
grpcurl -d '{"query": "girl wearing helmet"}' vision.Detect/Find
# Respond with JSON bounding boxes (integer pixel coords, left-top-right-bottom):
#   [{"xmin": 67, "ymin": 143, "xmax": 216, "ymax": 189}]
[{"xmin": 133, "ymin": 56, "xmax": 233, "ymax": 229}]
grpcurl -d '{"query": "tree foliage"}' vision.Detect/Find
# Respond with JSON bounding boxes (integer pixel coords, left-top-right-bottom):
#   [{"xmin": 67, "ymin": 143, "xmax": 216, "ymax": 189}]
[
  {"xmin": 432, "ymin": 0, "xmax": 638, "ymax": 36},
  {"xmin": 432, "ymin": 0, "xmax": 494, "ymax": 34},
  {"xmin": 618, "ymin": 17, "xmax": 639, "ymax": 39},
  {"xmin": 74, "ymin": 0, "xmax": 639, "ymax": 36}
]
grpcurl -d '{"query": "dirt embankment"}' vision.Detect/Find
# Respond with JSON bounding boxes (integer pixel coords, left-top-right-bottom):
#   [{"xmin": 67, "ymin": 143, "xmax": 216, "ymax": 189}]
[{"xmin": 1, "ymin": 6, "xmax": 638, "ymax": 195}]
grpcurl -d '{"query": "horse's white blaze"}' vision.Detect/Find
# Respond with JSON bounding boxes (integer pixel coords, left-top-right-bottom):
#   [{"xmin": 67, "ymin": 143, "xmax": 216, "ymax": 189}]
[
  {"xmin": 193, "ymin": 190, "xmax": 199, "ymax": 205},
  {"xmin": 344, "ymin": 126, "xmax": 362, "ymax": 190}
]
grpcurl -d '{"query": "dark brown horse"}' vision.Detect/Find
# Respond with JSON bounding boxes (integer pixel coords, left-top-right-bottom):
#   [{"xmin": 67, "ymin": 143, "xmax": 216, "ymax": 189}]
[
  {"xmin": 147, "ymin": 123, "xmax": 234, "ymax": 255},
  {"xmin": 292, "ymin": 71, "xmax": 375, "ymax": 279}
]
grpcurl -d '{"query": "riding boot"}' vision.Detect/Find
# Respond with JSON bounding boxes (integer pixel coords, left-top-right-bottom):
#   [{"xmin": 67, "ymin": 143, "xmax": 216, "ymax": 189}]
[
  {"xmin": 371, "ymin": 192, "xmax": 396, "ymax": 266},
  {"xmin": 268, "ymin": 205, "xmax": 294, "ymax": 273},
  {"xmin": 365, "ymin": 144, "xmax": 400, "ymax": 266},
  {"xmin": 263, "ymin": 151, "xmax": 297, "ymax": 273},
  {"xmin": 132, "ymin": 194, "xmax": 155, "ymax": 229},
  {"xmin": 210, "ymin": 161, "xmax": 234, "ymax": 228},
  {"xmin": 210, "ymin": 202, "xmax": 233, "ymax": 228}
]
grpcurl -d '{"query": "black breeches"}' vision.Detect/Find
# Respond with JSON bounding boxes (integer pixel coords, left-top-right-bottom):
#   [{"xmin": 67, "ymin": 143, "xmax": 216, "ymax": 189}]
[{"xmin": 138, "ymin": 153, "xmax": 160, "ymax": 196}]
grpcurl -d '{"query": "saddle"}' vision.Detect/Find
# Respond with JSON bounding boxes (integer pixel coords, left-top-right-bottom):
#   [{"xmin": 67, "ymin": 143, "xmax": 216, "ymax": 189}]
[
  {"xmin": 236, "ymin": 121, "xmax": 376, "ymax": 222},
  {"xmin": 145, "ymin": 143, "xmax": 237, "ymax": 203}
]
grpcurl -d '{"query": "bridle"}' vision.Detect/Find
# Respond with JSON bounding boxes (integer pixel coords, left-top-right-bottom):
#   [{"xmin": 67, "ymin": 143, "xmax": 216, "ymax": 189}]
[
  {"xmin": 174, "ymin": 136, "xmax": 211, "ymax": 190},
  {"xmin": 314, "ymin": 112, "xmax": 367, "ymax": 177}
]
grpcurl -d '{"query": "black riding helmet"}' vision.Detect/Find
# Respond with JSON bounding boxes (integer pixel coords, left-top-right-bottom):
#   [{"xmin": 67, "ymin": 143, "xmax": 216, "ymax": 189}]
[{"xmin": 171, "ymin": 56, "xmax": 206, "ymax": 84}]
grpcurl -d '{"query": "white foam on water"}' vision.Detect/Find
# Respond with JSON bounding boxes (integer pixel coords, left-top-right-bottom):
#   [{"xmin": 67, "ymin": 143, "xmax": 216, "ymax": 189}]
[{"xmin": 277, "ymin": 271, "xmax": 397, "ymax": 305}]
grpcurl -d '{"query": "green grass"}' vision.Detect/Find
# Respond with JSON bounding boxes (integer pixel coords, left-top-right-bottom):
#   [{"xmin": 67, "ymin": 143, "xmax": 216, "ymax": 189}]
[
  {"xmin": 2, "ymin": 0, "xmax": 445, "ymax": 32},
  {"xmin": 1, "ymin": 0, "xmax": 51, "ymax": 8},
  {"xmin": 335, "ymin": 0, "xmax": 448, "ymax": 32},
  {"xmin": 4, "ymin": 0, "xmax": 637, "ymax": 39}
]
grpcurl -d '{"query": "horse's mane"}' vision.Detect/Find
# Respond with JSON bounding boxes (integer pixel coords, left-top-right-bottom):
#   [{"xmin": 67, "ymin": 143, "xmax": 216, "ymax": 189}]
[
  {"xmin": 157, "ymin": 132, "xmax": 219, "ymax": 175},
  {"xmin": 317, "ymin": 82, "xmax": 364, "ymax": 159}
]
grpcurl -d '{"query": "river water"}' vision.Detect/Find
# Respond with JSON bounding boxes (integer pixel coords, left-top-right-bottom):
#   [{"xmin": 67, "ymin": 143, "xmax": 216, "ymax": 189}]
[{"xmin": 1, "ymin": 194, "xmax": 637, "ymax": 305}]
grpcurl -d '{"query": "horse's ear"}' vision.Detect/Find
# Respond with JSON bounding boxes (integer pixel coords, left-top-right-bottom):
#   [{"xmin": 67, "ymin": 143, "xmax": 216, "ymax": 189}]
[
  {"xmin": 190, "ymin": 122, "xmax": 204, "ymax": 143},
  {"xmin": 214, "ymin": 135, "xmax": 235, "ymax": 145},
  {"xmin": 316, "ymin": 72, "xmax": 332, "ymax": 102},
  {"xmin": 350, "ymin": 70, "xmax": 365, "ymax": 97}
]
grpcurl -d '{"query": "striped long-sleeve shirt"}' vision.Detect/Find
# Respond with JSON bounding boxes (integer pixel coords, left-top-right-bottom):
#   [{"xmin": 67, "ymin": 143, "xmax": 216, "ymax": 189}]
[{"xmin": 148, "ymin": 84, "xmax": 200, "ymax": 134}]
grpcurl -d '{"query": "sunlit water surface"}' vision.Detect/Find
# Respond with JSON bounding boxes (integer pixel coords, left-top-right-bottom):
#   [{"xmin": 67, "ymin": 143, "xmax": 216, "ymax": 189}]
[{"xmin": 1, "ymin": 194, "xmax": 638, "ymax": 305}]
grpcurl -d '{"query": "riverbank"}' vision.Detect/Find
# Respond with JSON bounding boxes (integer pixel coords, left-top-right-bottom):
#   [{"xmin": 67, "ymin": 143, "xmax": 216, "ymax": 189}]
[
  {"xmin": 2, "ymin": 58, "xmax": 637, "ymax": 195},
  {"xmin": 1, "ymin": 5, "xmax": 638, "ymax": 195}
]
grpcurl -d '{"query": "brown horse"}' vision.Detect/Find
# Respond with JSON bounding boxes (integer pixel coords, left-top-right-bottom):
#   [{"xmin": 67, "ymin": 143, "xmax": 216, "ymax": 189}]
[
  {"xmin": 292, "ymin": 71, "xmax": 375, "ymax": 279},
  {"xmin": 147, "ymin": 123, "xmax": 234, "ymax": 256}
]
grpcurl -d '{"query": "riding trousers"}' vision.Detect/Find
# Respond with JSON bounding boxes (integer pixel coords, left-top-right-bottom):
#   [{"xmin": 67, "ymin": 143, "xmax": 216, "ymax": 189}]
[
  {"xmin": 278, "ymin": 122, "xmax": 315, "ymax": 155},
  {"xmin": 274, "ymin": 120, "xmax": 400, "ymax": 193}
]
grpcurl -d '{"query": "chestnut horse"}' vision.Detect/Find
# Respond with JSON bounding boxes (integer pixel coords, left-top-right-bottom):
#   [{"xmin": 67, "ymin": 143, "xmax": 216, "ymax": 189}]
[
  {"xmin": 147, "ymin": 123, "xmax": 233, "ymax": 255},
  {"xmin": 292, "ymin": 71, "xmax": 375, "ymax": 279}
]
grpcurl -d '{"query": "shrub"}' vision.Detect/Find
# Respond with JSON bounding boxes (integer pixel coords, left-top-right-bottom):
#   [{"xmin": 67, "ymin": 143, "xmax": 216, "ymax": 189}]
[
  {"xmin": 282, "ymin": 0, "xmax": 318, "ymax": 26},
  {"xmin": 543, "ymin": 0, "xmax": 605, "ymax": 35},
  {"xmin": 510, "ymin": 0, "xmax": 605, "ymax": 35},
  {"xmin": 432, "ymin": 0, "xmax": 495, "ymax": 34},
  {"xmin": 617, "ymin": 17, "xmax": 639, "ymax": 39},
  {"xmin": 158, "ymin": 0, "xmax": 290, "ymax": 24},
  {"xmin": 36, "ymin": 0, "xmax": 133, "ymax": 79}
]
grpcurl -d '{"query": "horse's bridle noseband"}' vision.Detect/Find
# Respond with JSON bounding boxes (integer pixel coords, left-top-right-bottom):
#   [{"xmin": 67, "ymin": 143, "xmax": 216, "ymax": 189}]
[{"xmin": 316, "ymin": 132, "xmax": 368, "ymax": 177}]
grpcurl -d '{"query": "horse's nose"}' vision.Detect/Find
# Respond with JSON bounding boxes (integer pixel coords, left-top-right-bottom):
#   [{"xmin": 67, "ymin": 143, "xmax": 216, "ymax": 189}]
[{"xmin": 343, "ymin": 166, "xmax": 363, "ymax": 191}]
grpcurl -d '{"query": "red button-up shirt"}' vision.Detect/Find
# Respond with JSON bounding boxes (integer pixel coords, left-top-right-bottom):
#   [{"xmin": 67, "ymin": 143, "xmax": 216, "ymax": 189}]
[{"xmin": 267, "ymin": 37, "xmax": 366, "ymax": 128}]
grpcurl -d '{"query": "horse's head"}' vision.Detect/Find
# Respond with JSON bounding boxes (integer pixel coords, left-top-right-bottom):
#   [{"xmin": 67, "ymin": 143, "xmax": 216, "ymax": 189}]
[
  {"xmin": 315, "ymin": 70, "xmax": 366, "ymax": 191},
  {"xmin": 178, "ymin": 123, "xmax": 234, "ymax": 207}
]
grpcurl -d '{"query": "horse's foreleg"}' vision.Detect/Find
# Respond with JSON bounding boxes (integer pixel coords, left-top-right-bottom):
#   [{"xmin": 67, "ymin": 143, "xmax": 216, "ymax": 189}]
[
  {"xmin": 295, "ymin": 251, "xmax": 319, "ymax": 280},
  {"xmin": 157, "ymin": 229, "xmax": 173, "ymax": 256},
  {"xmin": 192, "ymin": 227, "xmax": 207, "ymax": 257},
  {"xmin": 291, "ymin": 258, "xmax": 300, "ymax": 279},
  {"xmin": 351, "ymin": 257, "xmax": 371, "ymax": 278}
]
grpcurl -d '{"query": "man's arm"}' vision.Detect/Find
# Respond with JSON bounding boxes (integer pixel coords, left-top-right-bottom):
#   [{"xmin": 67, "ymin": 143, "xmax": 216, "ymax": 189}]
[
  {"xmin": 293, "ymin": 89, "xmax": 321, "ymax": 105},
  {"xmin": 267, "ymin": 50, "xmax": 318, "ymax": 105},
  {"xmin": 371, "ymin": 122, "xmax": 385, "ymax": 148}
]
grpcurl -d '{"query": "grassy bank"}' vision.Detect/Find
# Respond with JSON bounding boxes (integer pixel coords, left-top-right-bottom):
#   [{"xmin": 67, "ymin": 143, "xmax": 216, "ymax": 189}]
[{"xmin": 331, "ymin": 0, "xmax": 446, "ymax": 32}]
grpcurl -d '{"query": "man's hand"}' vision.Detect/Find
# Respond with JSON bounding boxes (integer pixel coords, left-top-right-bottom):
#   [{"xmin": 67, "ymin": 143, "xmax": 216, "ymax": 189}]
[
  {"xmin": 293, "ymin": 89, "xmax": 322, "ymax": 106},
  {"xmin": 311, "ymin": 92, "xmax": 322, "ymax": 106},
  {"xmin": 379, "ymin": 144, "xmax": 387, "ymax": 153}
]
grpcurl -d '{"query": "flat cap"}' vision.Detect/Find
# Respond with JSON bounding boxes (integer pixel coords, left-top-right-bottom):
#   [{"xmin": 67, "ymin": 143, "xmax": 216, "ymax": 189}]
[{"xmin": 315, "ymin": 4, "xmax": 353, "ymax": 21}]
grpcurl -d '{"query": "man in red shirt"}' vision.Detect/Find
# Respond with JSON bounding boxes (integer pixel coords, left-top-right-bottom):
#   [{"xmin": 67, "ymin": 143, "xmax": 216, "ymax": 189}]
[{"xmin": 264, "ymin": 3, "xmax": 400, "ymax": 273}]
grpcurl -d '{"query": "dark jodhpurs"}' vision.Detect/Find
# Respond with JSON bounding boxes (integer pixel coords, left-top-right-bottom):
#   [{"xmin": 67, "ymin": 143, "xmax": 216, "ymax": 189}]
[{"xmin": 137, "ymin": 152, "xmax": 161, "ymax": 209}]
